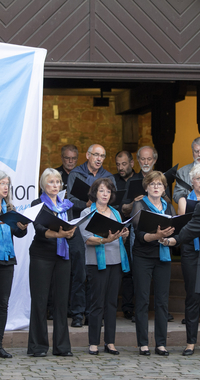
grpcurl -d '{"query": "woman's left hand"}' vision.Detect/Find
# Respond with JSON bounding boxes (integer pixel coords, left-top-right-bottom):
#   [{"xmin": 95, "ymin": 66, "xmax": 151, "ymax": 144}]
[
  {"xmin": 17, "ymin": 222, "xmax": 28, "ymax": 230},
  {"xmin": 57, "ymin": 226, "xmax": 76, "ymax": 239},
  {"xmin": 121, "ymin": 227, "xmax": 129, "ymax": 239}
]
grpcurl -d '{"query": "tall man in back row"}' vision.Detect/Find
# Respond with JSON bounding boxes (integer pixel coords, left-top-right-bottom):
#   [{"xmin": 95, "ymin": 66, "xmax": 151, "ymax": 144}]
[
  {"xmin": 67, "ymin": 144, "xmax": 116, "ymax": 327},
  {"xmin": 114, "ymin": 151, "xmax": 135, "ymax": 321},
  {"xmin": 56, "ymin": 144, "xmax": 79, "ymax": 190}
]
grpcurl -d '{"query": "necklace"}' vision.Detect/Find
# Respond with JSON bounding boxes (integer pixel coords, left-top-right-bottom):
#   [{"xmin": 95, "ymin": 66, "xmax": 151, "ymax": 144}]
[{"xmin": 97, "ymin": 207, "xmax": 108, "ymax": 214}]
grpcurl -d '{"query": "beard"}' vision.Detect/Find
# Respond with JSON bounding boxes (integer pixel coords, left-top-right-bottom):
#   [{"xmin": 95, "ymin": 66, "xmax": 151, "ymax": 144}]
[{"xmin": 140, "ymin": 162, "xmax": 155, "ymax": 173}]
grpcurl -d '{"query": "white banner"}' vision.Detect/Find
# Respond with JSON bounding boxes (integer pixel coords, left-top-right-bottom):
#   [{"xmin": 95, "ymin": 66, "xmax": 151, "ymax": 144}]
[{"xmin": 0, "ymin": 43, "xmax": 47, "ymax": 330}]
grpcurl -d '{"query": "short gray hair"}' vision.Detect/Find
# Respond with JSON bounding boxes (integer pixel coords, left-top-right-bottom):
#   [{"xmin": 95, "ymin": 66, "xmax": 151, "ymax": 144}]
[
  {"xmin": 136, "ymin": 146, "xmax": 158, "ymax": 161},
  {"xmin": 61, "ymin": 144, "xmax": 78, "ymax": 157},
  {"xmin": 189, "ymin": 164, "xmax": 200, "ymax": 182},
  {"xmin": 40, "ymin": 168, "xmax": 62, "ymax": 192},
  {"xmin": 0, "ymin": 170, "xmax": 13, "ymax": 210},
  {"xmin": 192, "ymin": 137, "xmax": 200, "ymax": 150}
]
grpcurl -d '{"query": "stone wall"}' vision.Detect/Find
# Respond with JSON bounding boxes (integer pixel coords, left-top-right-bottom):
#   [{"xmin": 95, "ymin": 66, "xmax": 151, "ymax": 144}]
[{"xmin": 41, "ymin": 95, "xmax": 152, "ymax": 175}]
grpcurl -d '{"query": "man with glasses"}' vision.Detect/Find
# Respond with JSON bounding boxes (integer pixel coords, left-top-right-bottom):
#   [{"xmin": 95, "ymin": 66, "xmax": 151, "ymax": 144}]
[
  {"xmin": 67, "ymin": 144, "xmax": 116, "ymax": 327},
  {"xmin": 56, "ymin": 145, "xmax": 79, "ymax": 191},
  {"xmin": 173, "ymin": 137, "xmax": 200, "ymax": 204}
]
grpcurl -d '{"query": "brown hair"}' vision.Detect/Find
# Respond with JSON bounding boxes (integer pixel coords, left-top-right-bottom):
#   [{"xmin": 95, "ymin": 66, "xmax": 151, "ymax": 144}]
[
  {"xmin": 142, "ymin": 171, "xmax": 167, "ymax": 190},
  {"xmin": 88, "ymin": 178, "xmax": 116, "ymax": 204}
]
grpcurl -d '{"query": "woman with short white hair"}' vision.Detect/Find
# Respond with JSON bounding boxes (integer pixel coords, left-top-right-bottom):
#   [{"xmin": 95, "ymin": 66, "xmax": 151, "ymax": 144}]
[
  {"xmin": 0, "ymin": 170, "xmax": 27, "ymax": 359},
  {"xmin": 27, "ymin": 168, "xmax": 76, "ymax": 357},
  {"xmin": 177, "ymin": 163, "xmax": 200, "ymax": 356}
]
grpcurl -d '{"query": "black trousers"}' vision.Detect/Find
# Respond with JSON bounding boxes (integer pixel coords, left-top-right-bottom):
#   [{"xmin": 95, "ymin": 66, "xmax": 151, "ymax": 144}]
[
  {"xmin": 87, "ymin": 264, "xmax": 122, "ymax": 346},
  {"xmin": 28, "ymin": 256, "xmax": 71, "ymax": 355},
  {"xmin": 0, "ymin": 265, "xmax": 14, "ymax": 347},
  {"xmin": 121, "ymin": 232, "xmax": 134, "ymax": 314},
  {"xmin": 133, "ymin": 255, "xmax": 171, "ymax": 347},
  {"xmin": 181, "ymin": 248, "xmax": 200, "ymax": 344},
  {"xmin": 68, "ymin": 228, "xmax": 86, "ymax": 320}
]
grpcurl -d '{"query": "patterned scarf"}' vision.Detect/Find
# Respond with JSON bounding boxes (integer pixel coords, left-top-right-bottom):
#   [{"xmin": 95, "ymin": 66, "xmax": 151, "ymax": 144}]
[
  {"xmin": 40, "ymin": 192, "xmax": 73, "ymax": 260},
  {"xmin": 0, "ymin": 199, "xmax": 15, "ymax": 261},
  {"xmin": 90, "ymin": 202, "xmax": 130, "ymax": 272},
  {"xmin": 142, "ymin": 195, "xmax": 171, "ymax": 262}
]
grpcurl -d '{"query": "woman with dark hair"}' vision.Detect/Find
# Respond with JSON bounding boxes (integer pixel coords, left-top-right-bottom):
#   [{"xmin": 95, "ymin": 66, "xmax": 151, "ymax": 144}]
[
  {"xmin": 0, "ymin": 170, "xmax": 27, "ymax": 359},
  {"xmin": 79, "ymin": 177, "xmax": 130, "ymax": 355},
  {"xmin": 131, "ymin": 171, "xmax": 175, "ymax": 356},
  {"xmin": 27, "ymin": 168, "xmax": 76, "ymax": 357}
]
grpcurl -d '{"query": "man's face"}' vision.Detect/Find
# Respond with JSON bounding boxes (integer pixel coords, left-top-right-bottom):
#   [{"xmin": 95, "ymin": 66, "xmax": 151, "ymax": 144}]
[
  {"xmin": 193, "ymin": 143, "xmax": 200, "ymax": 164},
  {"xmin": 86, "ymin": 145, "xmax": 106, "ymax": 172},
  {"xmin": 116, "ymin": 154, "xmax": 134, "ymax": 180},
  {"xmin": 61, "ymin": 149, "xmax": 78, "ymax": 173},
  {"xmin": 138, "ymin": 147, "xmax": 156, "ymax": 174}
]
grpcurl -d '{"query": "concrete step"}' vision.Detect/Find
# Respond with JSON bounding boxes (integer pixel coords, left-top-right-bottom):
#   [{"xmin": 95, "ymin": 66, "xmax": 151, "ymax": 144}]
[{"xmin": 3, "ymin": 313, "xmax": 193, "ymax": 349}]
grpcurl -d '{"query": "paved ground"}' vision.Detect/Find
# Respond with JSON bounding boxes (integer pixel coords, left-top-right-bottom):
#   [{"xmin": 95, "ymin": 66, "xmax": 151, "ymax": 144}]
[{"xmin": 1, "ymin": 346, "xmax": 200, "ymax": 380}]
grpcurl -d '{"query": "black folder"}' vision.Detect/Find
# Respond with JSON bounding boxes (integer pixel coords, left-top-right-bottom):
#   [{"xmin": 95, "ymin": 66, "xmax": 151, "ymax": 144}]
[
  {"xmin": 173, "ymin": 176, "xmax": 192, "ymax": 192},
  {"xmin": 85, "ymin": 212, "xmax": 133, "ymax": 238},
  {"xmin": 0, "ymin": 203, "xmax": 44, "ymax": 229},
  {"xmin": 70, "ymin": 177, "xmax": 125, "ymax": 205},
  {"xmin": 164, "ymin": 164, "xmax": 178, "ymax": 186},
  {"xmin": 70, "ymin": 177, "xmax": 90, "ymax": 202},
  {"xmin": 35, "ymin": 208, "xmax": 94, "ymax": 232},
  {"xmin": 137, "ymin": 209, "xmax": 193, "ymax": 235},
  {"xmin": 127, "ymin": 179, "xmax": 146, "ymax": 201},
  {"xmin": 186, "ymin": 199, "xmax": 200, "ymax": 214}
]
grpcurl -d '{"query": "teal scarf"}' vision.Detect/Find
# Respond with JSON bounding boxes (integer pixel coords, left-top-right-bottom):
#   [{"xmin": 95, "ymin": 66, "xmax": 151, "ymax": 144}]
[
  {"xmin": 0, "ymin": 199, "xmax": 15, "ymax": 261},
  {"xmin": 187, "ymin": 190, "xmax": 200, "ymax": 251},
  {"xmin": 90, "ymin": 202, "xmax": 130, "ymax": 272},
  {"xmin": 142, "ymin": 195, "xmax": 171, "ymax": 262}
]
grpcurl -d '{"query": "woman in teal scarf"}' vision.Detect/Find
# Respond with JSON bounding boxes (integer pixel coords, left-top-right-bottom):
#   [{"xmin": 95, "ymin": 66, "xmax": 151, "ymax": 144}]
[
  {"xmin": 79, "ymin": 178, "xmax": 129, "ymax": 356},
  {"xmin": 0, "ymin": 170, "xmax": 27, "ymax": 359},
  {"xmin": 131, "ymin": 171, "xmax": 175, "ymax": 356},
  {"xmin": 175, "ymin": 164, "xmax": 200, "ymax": 356}
]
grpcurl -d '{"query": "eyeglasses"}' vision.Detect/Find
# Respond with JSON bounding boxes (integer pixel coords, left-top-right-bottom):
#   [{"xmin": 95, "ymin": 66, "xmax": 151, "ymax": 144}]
[
  {"xmin": 0, "ymin": 182, "xmax": 10, "ymax": 188},
  {"xmin": 88, "ymin": 152, "xmax": 106, "ymax": 159},
  {"xmin": 47, "ymin": 181, "xmax": 62, "ymax": 187},
  {"xmin": 63, "ymin": 156, "xmax": 77, "ymax": 161},
  {"xmin": 149, "ymin": 182, "xmax": 164, "ymax": 187},
  {"xmin": 193, "ymin": 149, "xmax": 200, "ymax": 155}
]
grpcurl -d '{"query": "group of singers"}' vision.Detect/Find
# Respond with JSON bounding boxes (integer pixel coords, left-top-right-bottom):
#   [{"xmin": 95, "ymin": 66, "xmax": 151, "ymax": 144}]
[{"xmin": 1, "ymin": 138, "xmax": 200, "ymax": 359}]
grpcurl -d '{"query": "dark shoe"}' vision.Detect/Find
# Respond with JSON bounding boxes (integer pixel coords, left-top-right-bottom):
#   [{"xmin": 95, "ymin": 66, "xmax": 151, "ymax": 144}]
[
  {"xmin": 155, "ymin": 347, "xmax": 169, "ymax": 356},
  {"xmin": 54, "ymin": 352, "xmax": 73, "ymax": 357},
  {"xmin": 89, "ymin": 349, "xmax": 99, "ymax": 355},
  {"xmin": 168, "ymin": 313, "xmax": 174, "ymax": 322},
  {"xmin": 0, "ymin": 348, "xmax": 12, "ymax": 358},
  {"xmin": 139, "ymin": 348, "xmax": 150, "ymax": 356},
  {"xmin": 182, "ymin": 348, "xmax": 194, "ymax": 356},
  {"xmin": 104, "ymin": 344, "xmax": 119, "ymax": 355},
  {"xmin": 124, "ymin": 311, "xmax": 133, "ymax": 320},
  {"xmin": 131, "ymin": 315, "xmax": 135, "ymax": 323},
  {"xmin": 33, "ymin": 352, "xmax": 47, "ymax": 357},
  {"xmin": 71, "ymin": 318, "xmax": 82, "ymax": 328},
  {"xmin": 182, "ymin": 318, "xmax": 186, "ymax": 324}
]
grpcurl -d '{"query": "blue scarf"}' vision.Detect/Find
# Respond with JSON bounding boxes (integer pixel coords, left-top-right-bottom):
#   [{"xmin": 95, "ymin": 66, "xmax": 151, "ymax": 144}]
[
  {"xmin": 142, "ymin": 195, "xmax": 171, "ymax": 262},
  {"xmin": 90, "ymin": 202, "xmax": 130, "ymax": 272},
  {"xmin": 40, "ymin": 192, "xmax": 73, "ymax": 260},
  {"xmin": 187, "ymin": 190, "xmax": 200, "ymax": 251},
  {"xmin": 0, "ymin": 199, "xmax": 15, "ymax": 261}
]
